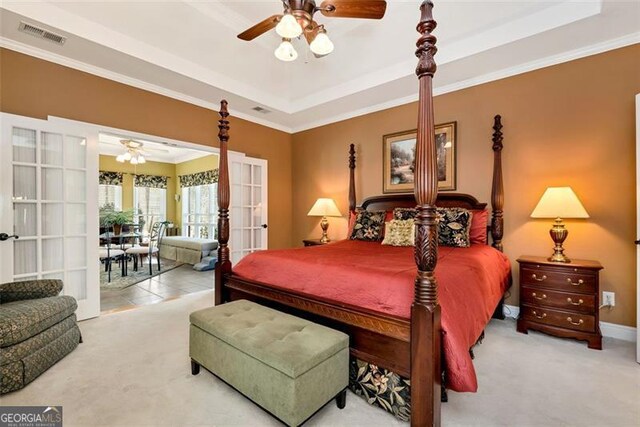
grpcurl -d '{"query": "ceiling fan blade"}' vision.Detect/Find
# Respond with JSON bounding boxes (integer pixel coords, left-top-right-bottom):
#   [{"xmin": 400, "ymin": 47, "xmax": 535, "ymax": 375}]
[
  {"xmin": 238, "ymin": 14, "xmax": 282, "ymax": 41},
  {"xmin": 319, "ymin": 0, "xmax": 387, "ymax": 19}
]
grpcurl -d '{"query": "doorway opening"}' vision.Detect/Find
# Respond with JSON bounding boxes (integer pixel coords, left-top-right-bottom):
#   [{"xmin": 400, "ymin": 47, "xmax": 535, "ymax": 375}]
[{"xmin": 98, "ymin": 132, "xmax": 219, "ymax": 313}]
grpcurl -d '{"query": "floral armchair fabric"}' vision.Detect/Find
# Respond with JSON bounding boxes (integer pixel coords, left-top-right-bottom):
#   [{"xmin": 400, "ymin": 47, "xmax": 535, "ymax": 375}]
[{"xmin": 0, "ymin": 279, "xmax": 81, "ymax": 394}]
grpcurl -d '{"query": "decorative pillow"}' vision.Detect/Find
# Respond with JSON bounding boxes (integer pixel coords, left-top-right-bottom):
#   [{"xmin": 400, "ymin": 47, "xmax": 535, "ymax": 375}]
[
  {"xmin": 381, "ymin": 211, "xmax": 394, "ymax": 238},
  {"xmin": 349, "ymin": 210, "xmax": 386, "ymax": 241},
  {"xmin": 381, "ymin": 219, "xmax": 415, "ymax": 247},
  {"xmin": 393, "ymin": 208, "xmax": 417, "ymax": 221},
  {"xmin": 436, "ymin": 207, "xmax": 473, "ymax": 248},
  {"xmin": 469, "ymin": 209, "xmax": 488, "ymax": 245}
]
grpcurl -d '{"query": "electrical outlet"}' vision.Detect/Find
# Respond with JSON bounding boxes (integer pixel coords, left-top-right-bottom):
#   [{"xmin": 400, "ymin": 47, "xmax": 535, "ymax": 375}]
[{"xmin": 603, "ymin": 291, "xmax": 615, "ymax": 307}]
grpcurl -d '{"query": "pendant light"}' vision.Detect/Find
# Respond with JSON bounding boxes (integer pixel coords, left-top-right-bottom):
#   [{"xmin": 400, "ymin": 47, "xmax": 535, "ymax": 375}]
[
  {"xmin": 276, "ymin": 13, "xmax": 302, "ymax": 39},
  {"xmin": 310, "ymin": 28, "xmax": 334, "ymax": 56},
  {"xmin": 274, "ymin": 38, "xmax": 298, "ymax": 62}
]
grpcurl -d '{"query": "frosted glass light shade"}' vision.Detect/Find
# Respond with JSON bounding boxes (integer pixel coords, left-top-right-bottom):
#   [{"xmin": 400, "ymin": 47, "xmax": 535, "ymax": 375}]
[
  {"xmin": 310, "ymin": 32, "xmax": 334, "ymax": 55},
  {"xmin": 531, "ymin": 187, "xmax": 589, "ymax": 219},
  {"xmin": 137, "ymin": 155, "xmax": 146, "ymax": 164},
  {"xmin": 116, "ymin": 154, "xmax": 125, "ymax": 163},
  {"xmin": 274, "ymin": 40, "xmax": 298, "ymax": 62},
  {"xmin": 308, "ymin": 198, "xmax": 341, "ymax": 217},
  {"xmin": 276, "ymin": 14, "xmax": 302, "ymax": 38}
]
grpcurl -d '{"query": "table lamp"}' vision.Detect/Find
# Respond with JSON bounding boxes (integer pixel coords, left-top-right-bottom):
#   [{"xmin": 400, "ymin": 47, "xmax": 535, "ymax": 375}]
[
  {"xmin": 530, "ymin": 186, "xmax": 589, "ymax": 263},
  {"xmin": 307, "ymin": 198, "xmax": 342, "ymax": 243}
]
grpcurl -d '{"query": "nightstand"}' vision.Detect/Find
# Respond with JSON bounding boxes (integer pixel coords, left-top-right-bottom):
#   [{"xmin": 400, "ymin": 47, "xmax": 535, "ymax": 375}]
[
  {"xmin": 302, "ymin": 239, "xmax": 327, "ymax": 247},
  {"xmin": 516, "ymin": 256, "xmax": 603, "ymax": 349}
]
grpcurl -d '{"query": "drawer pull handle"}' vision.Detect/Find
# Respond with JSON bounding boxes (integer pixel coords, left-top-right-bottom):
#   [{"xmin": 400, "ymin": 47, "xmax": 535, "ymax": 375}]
[
  {"xmin": 567, "ymin": 297, "xmax": 584, "ymax": 306},
  {"xmin": 532, "ymin": 311, "xmax": 547, "ymax": 319},
  {"xmin": 566, "ymin": 278, "xmax": 584, "ymax": 286},
  {"xmin": 532, "ymin": 292, "xmax": 547, "ymax": 300},
  {"xmin": 567, "ymin": 317, "xmax": 584, "ymax": 326},
  {"xmin": 531, "ymin": 274, "xmax": 547, "ymax": 282}
]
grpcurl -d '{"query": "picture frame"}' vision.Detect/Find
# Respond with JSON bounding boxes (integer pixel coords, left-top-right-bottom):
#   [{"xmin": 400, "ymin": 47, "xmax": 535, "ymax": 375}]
[{"xmin": 382, "ymin": 122, "xmax": 456, "ymax": 193}]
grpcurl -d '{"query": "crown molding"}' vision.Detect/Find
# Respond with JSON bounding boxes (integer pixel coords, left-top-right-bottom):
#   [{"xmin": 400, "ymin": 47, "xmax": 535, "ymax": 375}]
[
  {"xmin": 290, "ymin": 32, "xmax": 640, "ymax": 133},
  {"xmin": 2, "ymin": 31, "xmax": 638, "ymax": 135},
  {"xmin": 0, "ymin": 37, "xmax": 294, "ymax": 134}
]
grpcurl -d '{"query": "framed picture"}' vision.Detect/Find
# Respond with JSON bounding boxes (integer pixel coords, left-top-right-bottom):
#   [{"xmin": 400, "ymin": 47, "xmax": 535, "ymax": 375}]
[{"xmin": 382, "ymin": 122, "xmax": 456, "ymax": 193}]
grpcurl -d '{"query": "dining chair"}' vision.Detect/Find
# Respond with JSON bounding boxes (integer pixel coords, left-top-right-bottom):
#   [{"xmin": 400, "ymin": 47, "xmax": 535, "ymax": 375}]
[
  {"xmin": 99, "ymin": 227, "xmax": 126, "ymax": 282},
  {"xmin": 125, "ymin": 221, "xmax": 166, "ymax": 276}
]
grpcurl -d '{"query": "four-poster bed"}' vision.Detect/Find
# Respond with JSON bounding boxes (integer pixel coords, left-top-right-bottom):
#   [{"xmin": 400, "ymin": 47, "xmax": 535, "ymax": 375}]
[{"xmin": 213, "ymin": 2, "xmax": 508, "ymax": 425}]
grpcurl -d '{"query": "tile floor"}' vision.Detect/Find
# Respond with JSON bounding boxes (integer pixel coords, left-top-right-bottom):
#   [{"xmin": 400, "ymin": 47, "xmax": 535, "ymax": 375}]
[{"xmin": 100, "ymin": 263, "xmax": 213, "ymax": 313}]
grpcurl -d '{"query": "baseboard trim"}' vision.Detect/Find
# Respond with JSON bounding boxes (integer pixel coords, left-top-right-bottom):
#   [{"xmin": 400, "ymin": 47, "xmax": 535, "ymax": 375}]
[{"xmin": 503, "ymin": 304, "xmax": 637, "ymax": 342}]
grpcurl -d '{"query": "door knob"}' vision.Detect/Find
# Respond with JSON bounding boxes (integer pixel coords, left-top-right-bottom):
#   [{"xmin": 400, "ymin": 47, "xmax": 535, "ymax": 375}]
[
  {"xmin": 635, "ymin": 240, "xmax": 640, "ymax": 245},
  {"xmin": 0, "ymin": 233, "xmax": 19, "ymax": 241},
  {"xmin": 261, "ymin": 224, "xmax": 268, "ymax": 229}
]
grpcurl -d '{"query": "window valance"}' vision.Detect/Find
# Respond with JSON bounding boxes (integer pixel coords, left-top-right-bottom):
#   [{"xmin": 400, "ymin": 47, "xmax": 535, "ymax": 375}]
[
  {"xmin": 179, "ymin": 169, "xmax": 219, "ymax": 187},
  {"xmin": 99, "ymin": 171, "xmax": 123, "ymax": 186},
  {"xmin": 134, "ymin": 174, "xmax": 168, "ymax": 189}
]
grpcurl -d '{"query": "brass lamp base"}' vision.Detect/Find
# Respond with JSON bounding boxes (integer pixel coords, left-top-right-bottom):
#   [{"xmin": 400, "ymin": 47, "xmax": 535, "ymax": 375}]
[
  {"xmin": 319, "ymin": 216, "xmax": 330, "ymax": 243},
  {"xmin": 548, "ymin": 217, "xmax": 570, "ymax": 263}
]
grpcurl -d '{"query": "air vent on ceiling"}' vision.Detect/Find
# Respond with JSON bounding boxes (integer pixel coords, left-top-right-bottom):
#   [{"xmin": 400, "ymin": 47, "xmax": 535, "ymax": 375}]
[
  {"xmin": 252, "ymin": 106, "xmax": 271, "ymax": 114},
  {"xmin": 18, "ymin": 21, "xmax": 66, "ymax": 46}
]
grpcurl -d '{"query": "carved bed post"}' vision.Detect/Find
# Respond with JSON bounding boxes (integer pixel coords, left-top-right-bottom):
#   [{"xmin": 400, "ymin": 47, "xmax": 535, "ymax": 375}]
[
  {"xmin": 412, "ymin": 2, "xmax": 441, "ymax": 426},
  {"xmin": 348, "ymin": 143, "xmax": 356, "ymax": 213},
  {"xmin": 491, "ymin": 115, "xmax": 504, "ymax": 252},
  {"xmin": 215, "ymin": 100, "xmax": 231, "ymax": 306}
]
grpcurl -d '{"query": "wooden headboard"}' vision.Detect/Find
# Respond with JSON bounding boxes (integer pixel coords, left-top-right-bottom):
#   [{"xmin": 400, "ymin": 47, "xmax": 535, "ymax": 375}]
[{"xmin": 361, "ymin": 193, "xmax": 487, "ymax": 212}]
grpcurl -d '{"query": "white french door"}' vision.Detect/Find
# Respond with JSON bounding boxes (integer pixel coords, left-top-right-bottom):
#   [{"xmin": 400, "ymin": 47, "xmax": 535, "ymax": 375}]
[
  {"xmin": 229, "ymin": 153, "xmax": 268, "ymax": 265},
  {"xmin": 0, "ymin": 114, "xmax": 99, "ymax": 320}
]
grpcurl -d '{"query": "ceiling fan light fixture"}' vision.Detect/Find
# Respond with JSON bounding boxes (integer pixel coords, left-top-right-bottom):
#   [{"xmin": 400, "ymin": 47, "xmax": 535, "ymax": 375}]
[
  {"xmin": 123, "ymin": 151, "xmax": 132, "ymax": 161},
  {"xmin": 310, "ymin": 30, "xmax": 334, "ymax": 56},
  {"xmin": 276, "ymin": 13, "xmax": 302, "ymax": 38},
  {"xmin": 137, "ymin": 154, "xmax": 146, "ymax": 164},
  {"xmin": 274, "ymin": 39, "xmax": 298, "ymax": 62},
  {"xmin": 116, "ymin": 154, "xmax": 125, "ymax": 163}
]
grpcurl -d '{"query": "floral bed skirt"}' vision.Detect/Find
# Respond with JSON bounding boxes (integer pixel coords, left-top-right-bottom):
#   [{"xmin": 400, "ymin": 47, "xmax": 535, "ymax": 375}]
[{"xmin": 348, "ymin": 357, "xmax": 411, "ymax": 422}]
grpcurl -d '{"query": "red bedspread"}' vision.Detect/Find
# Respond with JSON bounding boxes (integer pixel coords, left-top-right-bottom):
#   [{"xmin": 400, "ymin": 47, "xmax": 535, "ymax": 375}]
[{"xmin": 233, "ymin": 239, "xmax": 511, "ymax": 392}]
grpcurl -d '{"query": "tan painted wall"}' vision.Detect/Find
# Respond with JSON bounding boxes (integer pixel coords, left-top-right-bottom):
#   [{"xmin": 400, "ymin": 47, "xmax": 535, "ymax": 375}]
[
  {"xmin": 99, "ymin": 155, "xmax": 178, "ymax": 224},
  {"xmin": 0, "ymin": 48, "xmax": 293, "ymax": 249},
  {"xmin": 174, "ymin": 154, "xmax": 220, "ymax": 228},
  {"xmin": 292, "ymin": 45, "xmax": 640, "ymax": 327}
]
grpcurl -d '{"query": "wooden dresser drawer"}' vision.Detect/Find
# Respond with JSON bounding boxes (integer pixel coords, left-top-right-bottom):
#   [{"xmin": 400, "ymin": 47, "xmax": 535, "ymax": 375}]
[
  {"xmin": 520, "ymin": 286, "xmax": 595, "ymax": 314},
  {"xmin": 520, "ymin": 266, "xmax": 595, "ymax": 294},
  {"xmin": 520, "ymin": 305, "xmax": 595, "ymax": 333}
]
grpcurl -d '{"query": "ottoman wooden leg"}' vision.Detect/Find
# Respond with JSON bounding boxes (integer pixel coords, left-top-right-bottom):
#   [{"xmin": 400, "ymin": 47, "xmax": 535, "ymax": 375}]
[
  {"xmin": 191, "ymin": 359, "xmax": 200, "ymax": 375},
  {"xmin": 336, "ymin": 389, "xmax": 347, "ymax": 409}
]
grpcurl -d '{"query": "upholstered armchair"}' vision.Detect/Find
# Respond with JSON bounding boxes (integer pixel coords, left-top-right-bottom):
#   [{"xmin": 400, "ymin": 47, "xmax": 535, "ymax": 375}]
[{"xmin": 0, "ymin": 279, "xmax": 82, "ymax": 394}]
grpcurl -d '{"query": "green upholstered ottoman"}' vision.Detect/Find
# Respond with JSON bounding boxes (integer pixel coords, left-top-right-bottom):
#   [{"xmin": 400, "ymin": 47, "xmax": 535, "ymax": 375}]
[{"xmin": 189, "ymin": 300, "xmax": 349, "ymax": 426}]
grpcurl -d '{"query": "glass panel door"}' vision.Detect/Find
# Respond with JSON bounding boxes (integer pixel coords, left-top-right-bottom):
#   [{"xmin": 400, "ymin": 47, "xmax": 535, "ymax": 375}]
[
  {"xmin": 1, "ymin": 114, "xmax": 99, "ymax": 320},
  {"xmin": 229, "ymin": 154, "xmax": 268, "ymax": 265}
]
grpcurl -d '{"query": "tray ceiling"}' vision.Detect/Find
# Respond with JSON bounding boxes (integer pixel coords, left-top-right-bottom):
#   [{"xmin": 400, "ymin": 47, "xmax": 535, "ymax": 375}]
[{"xmin": 1, "ymin": 1, "xmax": 638, "ymax": 133}]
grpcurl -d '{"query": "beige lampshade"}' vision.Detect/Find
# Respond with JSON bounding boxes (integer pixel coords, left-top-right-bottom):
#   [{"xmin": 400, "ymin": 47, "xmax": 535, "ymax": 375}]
[
  {"xmin": 531, "ymin": 187, "xmax": 589, "ymax": 219},
  {"xmin": 307, "ymin": 198, "xmax": 342, "ymax": 217}
]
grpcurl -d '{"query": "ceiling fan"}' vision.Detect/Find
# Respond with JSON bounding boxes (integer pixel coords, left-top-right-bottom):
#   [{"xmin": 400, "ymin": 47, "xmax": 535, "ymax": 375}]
[{"xmin": 238, "ymin": 0, "xmax": 387, "ymax": 62}]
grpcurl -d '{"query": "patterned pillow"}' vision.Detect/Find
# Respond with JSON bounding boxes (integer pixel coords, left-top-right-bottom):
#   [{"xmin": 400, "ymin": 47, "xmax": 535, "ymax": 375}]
[
  {"xmin": 381, "ymin": 219, "xmax": 415, "ymax": 247},
  {"xmin": 393, "ymin": 208, "xmax": 417, "ymax": 221},
  {"xmin": 349, "ymin": 210, "xmax": 386, "ymax": 241},
  {"xmin": 436, "ymin": 207, "xmax": 473, "ymax": 248}
]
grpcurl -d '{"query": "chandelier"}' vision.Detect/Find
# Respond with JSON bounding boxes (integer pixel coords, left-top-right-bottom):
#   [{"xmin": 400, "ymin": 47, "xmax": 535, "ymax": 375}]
[{"xmin": 115, "ymin": 140, "xmax": 146, "ymax": 164}]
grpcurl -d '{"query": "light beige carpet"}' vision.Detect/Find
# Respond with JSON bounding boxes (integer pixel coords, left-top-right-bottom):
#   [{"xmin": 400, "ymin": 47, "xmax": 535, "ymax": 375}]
[{"xmin": 3, "ymin": 291, "xmax": 639, "ymax": 426}]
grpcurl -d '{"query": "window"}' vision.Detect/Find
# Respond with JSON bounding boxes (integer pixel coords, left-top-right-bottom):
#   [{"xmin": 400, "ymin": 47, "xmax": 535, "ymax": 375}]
[
  {"xmin": 134, "ymin": 187, "xmax": 166, "ymax": 235},
  {"xmin": 98, "ymin": 185, "xmax": 122, "ymax": 211},
  {"xmin": 182, "ymin": 184, "xmax": 217, "ymax": 239}
]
